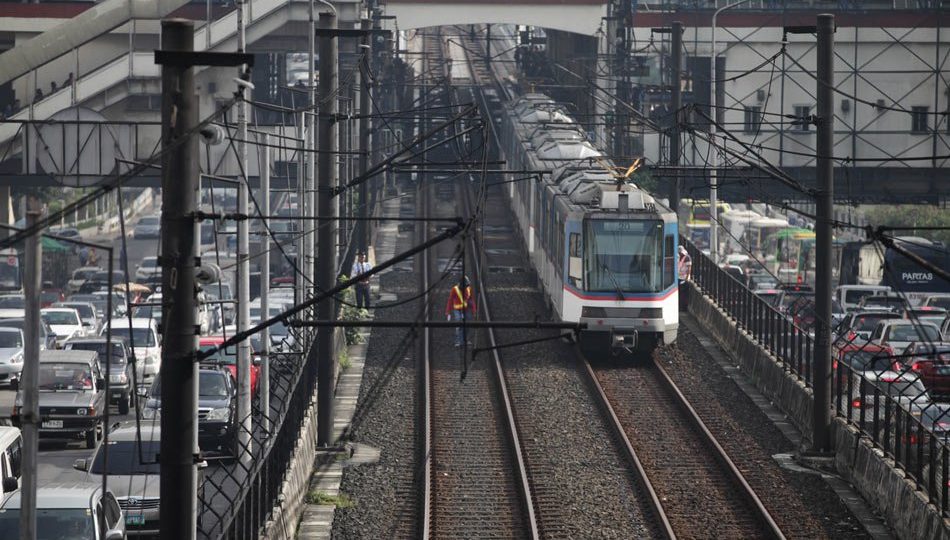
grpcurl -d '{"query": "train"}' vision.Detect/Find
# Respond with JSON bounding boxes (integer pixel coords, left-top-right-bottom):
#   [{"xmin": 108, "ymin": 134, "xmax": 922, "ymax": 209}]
[{"xmin": 496, "ymin": 93, "xmax": 679, "ymax": 356}]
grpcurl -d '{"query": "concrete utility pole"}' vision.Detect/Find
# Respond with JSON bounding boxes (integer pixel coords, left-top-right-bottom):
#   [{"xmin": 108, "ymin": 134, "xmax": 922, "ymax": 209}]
[
  {"xmin": 359, "ymin": 18, "xmax": 372, "ymax": 251},
  {"xmin": 260, "ymin": 134, "xmax": 271, "ymax": 433},
  {"xmin": 296, "ymin": 113, "xmax": 306, "ymax": 308},
  {"xmin": 813, "ymin": 13, "xmax": 835, "ymax": 453},
  {"xmin": 20, "ymin": 196, "xmax": 42, "ymax": 540},
  {"xmin": 316, "ymin": 11, "xmax": 338, "ymax": 446},
  {"xmin": 158, "ymin": 19, "xmax": 199, "ymax": 540},
  {"xmin": 235, "ymin": 0, "xmax": 253, "ymax": 468},
  {"xmin": 669, "ymin": 21, "xmax": 682, "ymax": 214}
]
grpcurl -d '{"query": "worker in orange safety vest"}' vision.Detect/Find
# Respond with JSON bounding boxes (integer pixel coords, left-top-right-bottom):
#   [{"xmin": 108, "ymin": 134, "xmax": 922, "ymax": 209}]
[{"xmin": 445, "ymin": 275, "xmax": 476, "ymax": 347}]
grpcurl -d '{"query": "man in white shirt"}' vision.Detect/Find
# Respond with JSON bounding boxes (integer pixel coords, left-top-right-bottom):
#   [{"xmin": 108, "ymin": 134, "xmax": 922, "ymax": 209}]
[{"xmin": 351, "ymin": 252, "xmax": 372, "ymax": 309}]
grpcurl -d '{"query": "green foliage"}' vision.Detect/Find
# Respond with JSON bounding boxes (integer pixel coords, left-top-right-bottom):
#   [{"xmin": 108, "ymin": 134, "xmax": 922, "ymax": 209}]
[
  {"xmin": 632, "ymin": 169, "xmax": 659, "ymax": 195},
  {"xmin": 338, "ymin": 348, "xmax": 351, "ymax": 370},
  {"xmin": 863, "ymin": 205, "xmax": 950, "ymax": 245},
  {"xmin": 337, "ymin": 274, "xmax": 368, "ymax": 345},
  {"xmin": 306, "ymin": 491, "xmax": 355, "ymax": 508}
]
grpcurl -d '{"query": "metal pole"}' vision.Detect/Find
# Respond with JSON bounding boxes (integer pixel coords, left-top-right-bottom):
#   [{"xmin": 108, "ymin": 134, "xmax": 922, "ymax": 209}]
[
  {"xmin": 20, "ymin": 196, "xmax": 41, "ymax": 540},
  {"xmin": 485, "ymin": 24, "xmax": 491, "ymax": 68},
  {"xmin": 669, "ymin": 21, "xmax": 682, "ymax": 214},
  {"xmin": 306, "ymin": 0, "xmax": 317, "ymax": 309},
  {"xmin": 158, "ymin": 19, "xmax": 199, "ymax": 540},
  {"xmin": 359, "ymin": 18, "xmax": 371, "ymax": 252},
  {"xmin": 260, "ymin": 134, "xmax": 271, "ymax": 434},
  {"xmin": 316, "ymin": 11, "xmax": 338, "ymax": 447},
  {"xmin": 613, "ymin": 0, "xmax": 629, "ymax": 160},
  {"xmin": 813, "ymin": 13, "xmax": 835, "ymax": 453},
  {"xmin": 236, "ymin": 0, "xmax": 253, "ymax": 468},
  {"xmin": 296, "ymin": 113, "xmax": 306, "ymax": 308}
]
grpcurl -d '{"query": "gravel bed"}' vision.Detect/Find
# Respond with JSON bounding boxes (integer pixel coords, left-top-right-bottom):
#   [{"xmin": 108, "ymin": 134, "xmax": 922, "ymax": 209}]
[
  {"xmin": 486, "ymin": 272, "xmax": 660, "ymax": 539},
  {"xmin": 658, "ymin": 323, "xmax": 875, "ymax": 539},
  {"xmin": 330, "ymin": 270, "xmax": 422, "ymax": 540}
]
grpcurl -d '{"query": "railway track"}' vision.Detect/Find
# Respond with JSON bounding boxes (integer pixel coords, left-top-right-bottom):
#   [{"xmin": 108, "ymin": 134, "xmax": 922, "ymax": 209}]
[
  {"xmin": 417, "ymin": 27, "xmax": 538, "ymax": 540},
  {"xmin": 584, "ymin": 352, "xmax": 786, "ymax": 539}
]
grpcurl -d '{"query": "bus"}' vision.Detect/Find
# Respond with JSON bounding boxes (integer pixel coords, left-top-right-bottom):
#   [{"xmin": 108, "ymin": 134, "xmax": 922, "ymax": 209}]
[
  {"xmin": 881, "ymin": 237, "xmax": 950, "ymax": 306},
  {"xmin": 763, "ymin": 227, "xmax": 816, "ymax": 285}
]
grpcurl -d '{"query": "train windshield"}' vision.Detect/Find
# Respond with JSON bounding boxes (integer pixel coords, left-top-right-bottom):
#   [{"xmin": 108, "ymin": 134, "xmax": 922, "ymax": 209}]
[{"xmin": 585, "ymin": 220, "xmax": 663, "ymax": 293}]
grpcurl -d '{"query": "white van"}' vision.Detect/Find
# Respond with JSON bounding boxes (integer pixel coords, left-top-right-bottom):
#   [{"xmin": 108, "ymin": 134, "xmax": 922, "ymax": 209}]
[
  {"xmin": 106, "ymin": 318, "xmax": 161, "ymax": 380},
  {"xmin": 836, "ymin": 285, "xmax": 892, "ymax": 313},
  {"xmin": 0, "ymin": 427, "xmax": 22, "ymax": 493}
]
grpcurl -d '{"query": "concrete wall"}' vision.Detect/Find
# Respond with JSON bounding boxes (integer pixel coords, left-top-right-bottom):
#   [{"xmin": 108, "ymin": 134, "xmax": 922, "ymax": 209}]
[{"xmin": 686, "ymin": 282, "xmax": 950, "ymax": 540}]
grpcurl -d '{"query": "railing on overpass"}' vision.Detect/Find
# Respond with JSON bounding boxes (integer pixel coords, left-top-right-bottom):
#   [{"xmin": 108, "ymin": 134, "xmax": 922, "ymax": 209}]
[{"xmin": 684, "ymin": 237, "xmax": 950, "ymax": 518}]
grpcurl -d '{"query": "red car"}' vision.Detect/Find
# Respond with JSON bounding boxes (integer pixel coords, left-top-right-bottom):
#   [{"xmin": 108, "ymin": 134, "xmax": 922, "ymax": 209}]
[
  {"xmin": 901, "ymin": 341, "xmax": 950, "ymax": 399},
  {"xmin": 199, "ymin": 336, "xmax": 261, "ymax": 396},
  {"xmin": 39, "ymin": 288, "xmax": 65, "ymax": 308},
  {"xmin": 835, "ymin": 343, "xmax": 895, "ymax": 383}
]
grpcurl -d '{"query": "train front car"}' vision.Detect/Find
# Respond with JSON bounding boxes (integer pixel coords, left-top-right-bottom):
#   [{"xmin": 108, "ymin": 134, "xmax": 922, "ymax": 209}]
[{"xmin": 566, "ymin": 189, "xmax": 679, "ymax": 357}]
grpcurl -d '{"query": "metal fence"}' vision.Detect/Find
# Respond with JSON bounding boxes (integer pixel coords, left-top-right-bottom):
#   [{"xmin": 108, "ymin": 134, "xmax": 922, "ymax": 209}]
[{"xmin": 684, "ymin": 237, "xmax": 950, "ymax": 518}]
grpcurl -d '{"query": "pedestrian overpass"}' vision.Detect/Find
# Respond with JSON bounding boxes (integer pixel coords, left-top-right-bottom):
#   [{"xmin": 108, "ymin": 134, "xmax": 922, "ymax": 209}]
[{"xmin": 382, "ymin": 0, "xmax": 608, "ymax": 35}]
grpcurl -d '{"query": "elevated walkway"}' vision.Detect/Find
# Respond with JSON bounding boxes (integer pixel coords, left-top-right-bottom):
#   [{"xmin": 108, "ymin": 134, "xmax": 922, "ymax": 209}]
[{"xmin": 382, "ymin": 0, "xmax": 608, "ymax": 35}]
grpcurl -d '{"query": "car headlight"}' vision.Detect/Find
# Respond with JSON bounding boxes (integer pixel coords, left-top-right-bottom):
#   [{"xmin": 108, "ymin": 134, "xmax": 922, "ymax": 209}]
[
  {"xmin": 205, "ymin": 407, "xmax": 230, "ymax": 421},
  {"xmin": 10, "ymin": 355, "xmax": 22, "ymax": 364},
  {"xmin": 110, "ymin": 373, "xmax": 128, "ymax": 384},
  {"xmin": 142, "ymin": 407, "xmax": 160, "ymax": 419},
  {"xmin": 77, "ymin": 408, "xmax": 87, "ymax": 416}
]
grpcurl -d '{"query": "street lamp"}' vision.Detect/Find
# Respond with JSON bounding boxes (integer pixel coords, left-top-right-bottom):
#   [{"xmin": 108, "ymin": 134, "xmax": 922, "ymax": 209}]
[{"xmin": 710, "ymin": 0, "xmax": 751, "ymax": 264}]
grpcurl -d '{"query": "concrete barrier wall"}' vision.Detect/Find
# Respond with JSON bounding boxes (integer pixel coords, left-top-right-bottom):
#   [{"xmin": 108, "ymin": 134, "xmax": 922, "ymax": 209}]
[{"xmin": 686, "ymin": 283, "xmax": 950, "ymax": 540}]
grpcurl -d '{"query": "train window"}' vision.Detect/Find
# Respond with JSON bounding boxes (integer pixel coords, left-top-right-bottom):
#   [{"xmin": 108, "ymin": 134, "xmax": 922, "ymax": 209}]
[
  {"xmin": 569, "ymin": 233, "xmax": 582, "ymax": 286},
  {"xmin": 663, "ymin": 235, "xmax": 676, "ymax": 288}
]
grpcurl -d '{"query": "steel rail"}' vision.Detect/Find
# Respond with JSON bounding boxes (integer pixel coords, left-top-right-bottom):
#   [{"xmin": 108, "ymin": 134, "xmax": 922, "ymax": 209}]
[
  {"xmin": 577, "ymin": 352, "xmax": 676, "ymax": 539},
  {"xmin": 418, "ymin": 29, "xmax": 434, "ymax": 540},
  {"xmin": 649, "ymin": 358, "xmax": 786, "ymax": 539}
]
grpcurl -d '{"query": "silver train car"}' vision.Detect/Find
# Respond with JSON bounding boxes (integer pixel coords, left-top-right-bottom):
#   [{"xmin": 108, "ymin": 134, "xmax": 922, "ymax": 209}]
[{"xmin": 496, "ymin": 93, "xmax": 679, "ymax": 355}]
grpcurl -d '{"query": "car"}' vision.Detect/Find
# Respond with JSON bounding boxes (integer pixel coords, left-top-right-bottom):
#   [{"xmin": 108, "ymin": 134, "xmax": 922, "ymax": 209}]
[
  {"xmin": 132, "ymin": 215, "xmax": 160, "ymax": 239},
  {"xmin": 870, "ymin": 320, "xmax": 943, "ymax": 353},
  {"xmin": 900, "ymin": 342, "xmax": 950, "ymax": 400},
  {"xmin": 923, "ymin": 293, "xmax": 950, "ymax": 311},
  {"xmin": 143, "ymin": 368, "xmax": 237, "ymax": 453},
  {"xmin": 0, "ymin": 328, "xmax": 24, "ymax": 389},
  {"xmin": 54, "ymin": 301, "xmax": 100, "ymax": 335},
  {"xmin": 754, "ymin": 288, "xmax": 784, "ymax": 310},
  {"xmin": 0, "ymin": 427, "xmax": 22, "ymax": 491},
  {"xmin": 858, "ymin": 294, "xmax": 908, "ymax": 312},
  {"xmin": 39, "ymin": 288, "xmax": 64, "ymax": 309},
  {"xmin": 134, "ymin": 256, "xmax": 160, "ymax": 284},
  {"xmin": 903, "ymin": 306, "xmax": 948, "ymax": 327},
  {"xmin": 747, "ymin": 272, "xmax": 778, "ymax": 291},
  {"xmin": 40, "ymin": 307, "xmax": 85, "ymax": 346},
  {"xmin": 73, "ymin": 424, "xmax": 207, "ymax": 536},
  {"xmin": 0, "ymin": 482, "xmax": 125, "ymax": 540},
  {"xmin": 12, "ymin": 350, "xmax": 105, "ymax": 448},
  {"xmin": 64, "ymin": 337, "xmax": 134, "ymax": 415},
  {"xmin": 130, "ymin": 293, "xmax": 162, "ymax": 328},
  {"xmin": 0, "ymin": 295, "xmax": 24, "ymax": 310},
  {"xmin": 105, "ymin": 319, "xmax": 161, "ymax": 381},
  {"xmin": 78, "ymin": 270, "xmax": 125, "ymax": 294},
  {"xmin": 198, "ymin": 336, "xmax": 260, "ymax": 396},
  {"xmin": 834, "ymin": 343, "xmax": 897, "ymax": 386},
  {"xmin": 839, "ymin": 311, "xmax": 904, "ymax": 343},
  {"xmin": 844, "ymin": 369, "xmax": 932, "ymax": 425},
  {"xmin": 942, "ymin": 314, "xmax": 950, "ymax": 341},
  {"xmin": 49, "ymin": 226, "xmax": 82, "ymax": 241},
  {"xmin": 0, "ymin": 317, "xmax": 57, "ymax": 351},
  {"xmin": 835, "ymin": 285, "xmax": 892, "ymax": 313},
  {"xmin": 66, "ymin": 266, "xmax": 102, "ymax": 296}
]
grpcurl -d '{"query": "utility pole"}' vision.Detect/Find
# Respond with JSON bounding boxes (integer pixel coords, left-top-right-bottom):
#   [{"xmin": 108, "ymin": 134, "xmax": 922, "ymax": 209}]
[
  {"xmin": 297, "ymin": 114, "xmax": 306, "ymax": 308},
  {"xmin": 20, "ymin": 196, "xmax": 42, "ymax": 540},
  {"xmin": 235, "ymin": 0, "xmax": 253, "ymax": 468},
  {"xmin": 812, "ymin": 13, "xmax": 835, "ymax": 453},
  {"xmin": 485, "ymin": 24, "xmax": 492, "ymax": 68},
  {"xmin": 260, "ymin": 134, "xmax": 271, "ymax": 434},
  {"xmin": 316, "ymin": 11, "xmax": 338, "ymax": 446},
  {"xmin": 359, "ymin": 18, "xmax": 372, "ymax": 252},
  {"xmin": 613, "ymin": 0, "xmax": 630, "ymax": 160},
  {"xmin": 305, "ymin": 0, "xmax": 317, "ymax": 309},
  {"xmin": 159, "ymin": 19, "xmax": 199, "ymax": 540},
  {"xmin": 669, "ymin": 21, "xmax": 682, "ymax": 214}
]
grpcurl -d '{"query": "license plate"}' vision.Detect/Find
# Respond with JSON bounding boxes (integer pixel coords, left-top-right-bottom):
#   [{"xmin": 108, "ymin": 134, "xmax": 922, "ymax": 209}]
[
  {"xmin": 41, "ymin": 420, "xmax": 63, "ymax": 429},
  {"xmin": 126, "ymin": 514, "xmax": 145, "ymax": 526}
]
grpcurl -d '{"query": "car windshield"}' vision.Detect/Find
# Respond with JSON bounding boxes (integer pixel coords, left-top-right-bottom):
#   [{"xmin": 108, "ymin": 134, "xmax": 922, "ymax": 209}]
[
  {"xmin": 909, "ymin": 343, "xmax": 950, "ymax": 356},
  {"xmin": 865, "ymin": 297, "xmax": 904, "ymax": 308},
  {"xmin": 0, "ymin": 332, "xmax": 22, "ymax": 349},
  {"xmin": 38, "ymin": 362, "xmax": 92, "ymax": 391},
  {"xmin": 0, "ymin": 508, "xmax": 94, "ymax": 540},
  {"xmin": 855, "ymin": 314, "xmax": 898, "ymax": 332},
  {"xmin": 199, "ymin": 345, "xmax": 235, "ymax": 365},
  {"xmin": 111, "ymin": 327, "xmax": 157, "ymax": 347},
  {"xmin": 141, "ymin": 257, "xmax": 158, "ymax": 268},
  {"xmin": 883, "ymin": 378, "xmax": 928, "ymax": 399},
  {"xmin": 889, "ymin": 325, "xmax": 940, "ymax": 342},
  {"xmin": 62, "ymin": 305, "xmax": 94, "ymax": 319},
  {"xmin": 0, "ymin": 297, "xmax": 23, "ymax": 309},
  {"xmin": 67, "ymin": 342, "xmax": 126, "ymax": 363},
  {"xmin": 89, "ymin": 440, "xmax": 160, "ymax": 475},
  {"xmin": 843, "ymin": 351, "xmax": 894, "ymax": 371},
  {"xmin": 71, "ymin": 269, "xmax": 98, "ymax": 280},
  {"xmin": 756, "ymin": 292, "xmax": 783, "ymax": 308},
  {"xmin": 928, "ymin": 297, "xmax": 950, "ymax": 310},
  {"xmin": 42, "ymin": 311, "xmax": 78, "ymax": 325},
  {"xmin": 139, "ymin": 217, "xmax": 159, "ymax": 226},
  {"xmin": 844, "ymin": 290, "xmax": 879, "ymax": 304},
  {"xmin": 205, "ymin": 283, "xmax": 232, "ymax": 300},
  {"xmin": 131, "ymin": 305, "xmax": 162, "ymax": 322},
  {"xmin": 152, "ymin": 371, "xmax": 230, "ymax": 398}
]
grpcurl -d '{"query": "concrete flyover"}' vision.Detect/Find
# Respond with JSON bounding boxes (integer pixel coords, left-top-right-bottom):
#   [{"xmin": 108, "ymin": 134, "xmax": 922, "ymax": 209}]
[{"xmin": 382, "ymin": 0, "xmax": 608, "ymax": 36}]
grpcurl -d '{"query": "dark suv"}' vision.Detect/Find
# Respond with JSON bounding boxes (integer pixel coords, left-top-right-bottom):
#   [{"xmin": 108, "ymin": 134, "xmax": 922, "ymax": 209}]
[
  {"xmin": 143, "ymin": 368, "xmax": 236, "ymax": 453},
  {"xmin": 63, "ymin": 337, "xmax": 134, "ymax": 415},
  {"xmin": 12, "ymin": 350, "xmax": 106, "ymax": 448}
]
